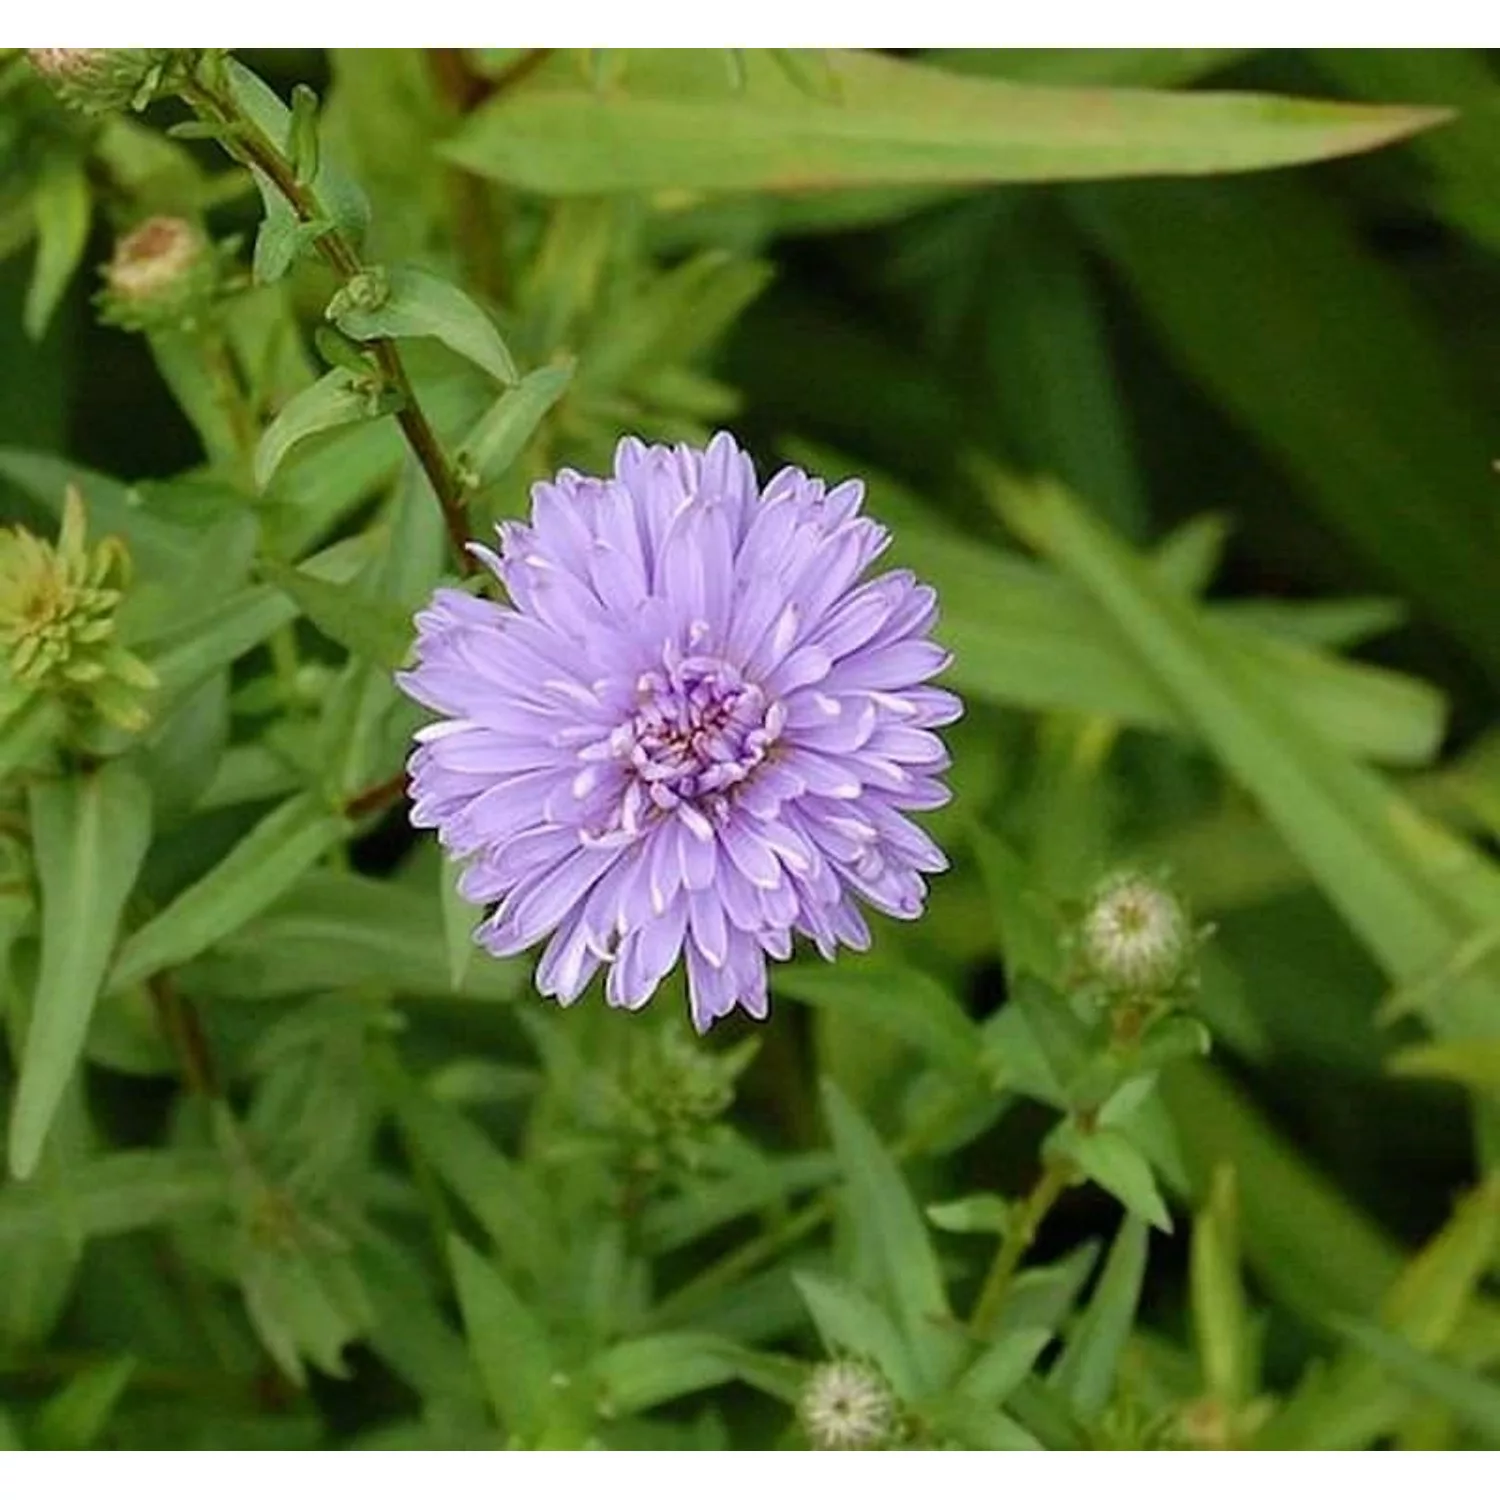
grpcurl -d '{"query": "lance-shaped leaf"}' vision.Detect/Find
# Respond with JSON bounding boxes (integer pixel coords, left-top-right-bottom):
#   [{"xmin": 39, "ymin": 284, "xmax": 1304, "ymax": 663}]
[
  {"xmin": 1048, "ymin": 1213, "xmax": 1150, "ymax": 1422},
  {"xmin": 0, "ymin": 1150, "xmax": 229, "ymax": 1246},
  {"xmin": 255, "ymin": 369, "xmax": 374, "ymax": 491},
  {"xmin": 262, "ymin": 558, "xmax": 413, "ymax": 669},
  {"xmin": 332, "ymin": 266, "xmax": 519, "ymax": 387},
  {"xmin": 444, "ymin": 49, "xmax": 1445, "ymax": 196},
  {"xmin": 24, "ymin": 156, "xmax": 91, "ymax": 340},
  {"xmin": 991, "ymin": 472, "xmax": 1500, "ymax": 1042},
  {"xmin": 448, "ymin": 1234, "xmax": 558, "ymax": 1443},
  {"xmin": 822, "ymin": 1078, "xmax": 961, "ymax": 1392},
  {"xmin": 457, "ymin": 359, "xmax": 573, "ymax": 487},
  {"xmin": 107, "ymin": 793, "xmax": 349, "ymax": 993},
  {"xmin": 10, "ymin": 764, "xmax": 153, "ymax": 1179}
]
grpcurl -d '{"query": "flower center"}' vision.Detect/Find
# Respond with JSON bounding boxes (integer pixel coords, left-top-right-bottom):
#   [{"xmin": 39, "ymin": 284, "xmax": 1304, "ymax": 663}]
[{"xmin": 614, "ymin": 649, "xmax": 782, "ymax": 815}]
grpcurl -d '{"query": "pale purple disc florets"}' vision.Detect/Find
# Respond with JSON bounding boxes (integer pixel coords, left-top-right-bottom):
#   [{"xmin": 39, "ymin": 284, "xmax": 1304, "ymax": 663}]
[{"xmin": 398, "ymin": 433, "xmax": 961, "ymax": 1031}]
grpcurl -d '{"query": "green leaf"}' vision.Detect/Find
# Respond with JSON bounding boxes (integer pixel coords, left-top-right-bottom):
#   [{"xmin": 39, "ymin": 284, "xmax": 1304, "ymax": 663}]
[
  {"xmin": 593, "ymin": 1333, "xmax": 804, "ymax": 1415},
  {"xmin": 24, "ymin": 156, "xmax": 91, "ymax": 340},
  {"xmin": 821, "ymin": 1078, "xmax": 958, "ymax": 1391},
  {"xmin": 1051, "ymin": 1121, "xmax": 1172, "ymax": 1233},
  {"xmin": 31, "ymin": 1357, "xmax": 137, "ymax": 1450},
  {"xmin": 10, "ymin": 764, "xmax": 153, "ymax": 1180},
  {"xmin": 1386, "ymin": 1038, "xmax": 1500, "ymax": 1094},
  {"xmin": 1313, "ymin": 49, "xmax": 1500, "ymax": 253},
  {"xmin": 0, "ymin": 694, "xmax": 63, "ymax": 785},
  {"xmin": 262, "ymin": 557, "xmax": 413, "ymax": 668},
  {"xmin": 1191, "ymin": 1163, "xmax": 1249, "ymax": 1409},
  {"xmin": 139, "ymin": 586, "xmax": 298, "ymax": 707},
  {"xmin": 448, "ymin": 1234, "xmax": 557, "ymax": 1442},
  {"xmin": 1072, "ymin": 174, "xmax": 1500, "ymax": 677},
  {"xmin": 439, "ymin": 860, "xmax": 478, "ymax": 994},
  {"xmin": 830, "ymin": 455, "xmax": 1445, "ymax": 768},
  {"xmin": 792, "ymin": 1269, "xmax": 919, "ymax": 1398},
  {"xmin": 956, "ymin": 1327, "xmax": 1054, "ymax": 1405},
  {"xmin": 181, "ymin": 870, "xmax": 523, "ymax": 1002},
  {"xmin": 224, "ymin": 57, "xmax": 370, "ymax": 249},
  {"xmin": 1047, "ymin": 1213, "xmax": 1150, "ymax": 1423},
  {"xmin": 457, "ymin": 358, "xmax": 573, "ymax": 487},
  {"xmin": 774, "ymin": 957, "xmax": 983, "ymax": 1077},
  {"xmin": 107, "ymin": 793, "xmax": 349, "ymax": 993},
  {"xmin": 0, "ymin": 451, "xmax": 202, "ymax": 582},
  {"xmin": 992, "ymin": 473, "xmax": 1500, "ymax": 1043},
  {"xmin": 332, "ymin": 265, "xmax": 519, "ymax": 386},
  {"xmin": 1331, "ymin": 1319, "xmax": 1500, "ymax": 1446},
  {"xmin": 255, "ymin": 369, "xmax": 373, "ymax": 491},
  {"xmin": 0, "ymin": 1150, "xmax": 229, "ymax": 1246},
  {"xmin": 1263, "ymin": 1175, "xmax": 1500, "ymax": 1448},
  {"xmin": 926, "ymin": 1193, "xmax": 1013, "ymax": 1236},
  {"xmin": 241, "ymin": 1226, "xmax": 373, "ymax": 1385},
  {"xmin": 932, "ymin": 48, "xmax": 1251, "ymax": 89},
  {"xmin": 389, "ymin": 1074, "xmax": 553, "ymax": 1280},
  {"xmin": 444, "ymin": 49, "xmax": 1443, "ymax": 195},
  {"xmin": 1161, "ymin": 1062, "xmax": 1402, "ymax": 1326}
]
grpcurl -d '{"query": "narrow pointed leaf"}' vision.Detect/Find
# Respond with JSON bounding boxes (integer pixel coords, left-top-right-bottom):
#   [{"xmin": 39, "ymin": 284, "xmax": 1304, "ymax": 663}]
[
  {"xmin": 10, "ymin": 764, "xmax": 153, "ymax": 1179},
  {"xmin": 1048, "ymin": 1213, "xmax": 1150, "ymax": 1423},
  {"xmin": 108, "ymin": 793, "xmax": 349, "ymax": 993},
  {"xmin": 447, "ymin": 1234, "xmax": 557, "ymax": 1442},
  {"xmin": 333, "ymin": 265, "xmax": 518, "ymax": 386},
  {"xmin": 255, "ymin": 369, "xmax": 372, "ymax": 491},
  {"xmin": 445, "ymin": 49, "xmax": 1445, "ymax": 195}
]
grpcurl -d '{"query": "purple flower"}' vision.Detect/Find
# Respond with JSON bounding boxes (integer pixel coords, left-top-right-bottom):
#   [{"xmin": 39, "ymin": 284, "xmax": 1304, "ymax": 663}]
[{"xmin": 398, "ymin": 434, "xmax": 960, "ymax": 1031}]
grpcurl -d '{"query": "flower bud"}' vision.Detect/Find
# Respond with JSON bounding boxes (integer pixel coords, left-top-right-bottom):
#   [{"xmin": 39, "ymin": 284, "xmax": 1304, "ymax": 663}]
[
  {"xmin": 99, "ymin": 217, "xmax": 218, "ymax": 332},
  {"xmin": 1078, "ymin": 869, "xmax": 1195, "ymax": 997},
  {"xmin": 0, "ymin": 486, "xmax": 157, "ymax": 732},
  {"xmin": 26, "ymin": 48, "xmax": 174, "ymax": 114},
  {"xmin": 798, "ymin": 1359, "xmax": 897, "ymax": 1451}
]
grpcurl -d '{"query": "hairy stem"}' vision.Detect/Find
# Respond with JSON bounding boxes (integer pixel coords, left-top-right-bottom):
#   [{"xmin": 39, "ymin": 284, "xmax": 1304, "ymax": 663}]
[{"xmin": 179, "ymin": 69, "xmax": 476, "ymax": 575}]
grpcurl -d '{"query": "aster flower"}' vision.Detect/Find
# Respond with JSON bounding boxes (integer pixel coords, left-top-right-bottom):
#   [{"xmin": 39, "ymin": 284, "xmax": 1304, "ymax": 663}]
[{"xmin": 398, "ymin": 434, "xmax": 960, "ymax": 1032}]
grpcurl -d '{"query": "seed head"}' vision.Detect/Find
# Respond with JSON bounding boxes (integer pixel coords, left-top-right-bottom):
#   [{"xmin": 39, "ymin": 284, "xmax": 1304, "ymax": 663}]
[{"xmin": 798, "ymin": 1359, "xmax": 897, "ymax": 1451}]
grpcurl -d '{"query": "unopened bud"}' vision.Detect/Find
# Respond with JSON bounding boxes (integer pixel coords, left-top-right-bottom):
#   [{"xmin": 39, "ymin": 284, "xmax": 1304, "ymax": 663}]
[
  {"xmin": 798, "ymin": 1359, "xmax": 897, "ymax": 1451},
  {"xmin": 1078, "ymin": 869, "xmax": 1196, "ymax": 997},
  {"xmin": 0, "ymin": 486, "xmax": 157, "ymax": 731}
]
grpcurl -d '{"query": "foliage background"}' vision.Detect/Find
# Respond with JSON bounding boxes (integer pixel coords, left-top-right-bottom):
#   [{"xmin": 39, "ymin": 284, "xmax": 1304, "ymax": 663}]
[{"xmin": 3, "ymin": 47, "xmax": 1500, "ymax": 1450}]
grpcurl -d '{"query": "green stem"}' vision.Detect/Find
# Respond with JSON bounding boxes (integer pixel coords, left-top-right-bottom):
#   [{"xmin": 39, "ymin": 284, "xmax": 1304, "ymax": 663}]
[
  {"xmin": 968, "ymin": 1154, "xmax": 1073, "ymax": 1338},
  {"xmin": 179, "ymin": 69, "xmax": 476, "ymax": 576}
]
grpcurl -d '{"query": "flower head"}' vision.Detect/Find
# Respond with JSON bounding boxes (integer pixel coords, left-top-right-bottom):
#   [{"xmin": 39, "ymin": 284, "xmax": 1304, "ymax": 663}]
[
  {"xmin": 1078, "ymin": 869, "xmax": 1194, "ymax": 996},
  {"xmin": 0, "ymin": 486, "xmax": 157, "ymax": 730},
  {"xmin": 26, "ymin": 48, "xmax": 174, "ymax": 113},
  {"xmin": 99, "ymin": 217, "xmax": 218, "ymax": 333},
  {"xmin": 399, "ymin": 434, "xmax": 960, "ymax": 1031},
  {"xmin": 799, "ymin": 1359, "xmax": 897, "ymax": 1450}
]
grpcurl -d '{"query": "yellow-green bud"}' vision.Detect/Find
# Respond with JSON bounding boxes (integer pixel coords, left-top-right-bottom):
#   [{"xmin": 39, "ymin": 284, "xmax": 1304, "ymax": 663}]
[
  {"xmin": 798, "ymin": 1359, "xmax": 897, "ymax": 1451},
  {"xmin": 0, "ymin": 486, "xmax": 157, "ymax": 732},
  {"xmin": 99, "ymin": 217, "xmax": 219, "ymax": 333},
  {"xmin": 26, "ymin": 48, "xmax": 175, "ymax": 114},
  {"xmin": 1078, "ymin": 870, "xmax": 1195, "ymax": 997}
]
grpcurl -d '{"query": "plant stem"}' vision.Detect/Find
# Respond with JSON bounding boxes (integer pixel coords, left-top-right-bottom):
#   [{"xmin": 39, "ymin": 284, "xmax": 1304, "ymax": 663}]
[
  {"xmin": 179, "ymin": 70, "xmax": 476, "ymax": 575},
  {"xmin": 147, "ymin": 972, "xmax": 221, "ymax": 1100},
  {"xmin": 968, "ymin": 1154, "xmax": 1073, "ymax": 1338}
]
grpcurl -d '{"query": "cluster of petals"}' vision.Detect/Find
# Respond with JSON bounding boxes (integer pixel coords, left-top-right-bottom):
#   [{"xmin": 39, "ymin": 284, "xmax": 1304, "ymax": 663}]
[{"xmin": 399, "ymin": 433, "xmax": 960, "ymax": 1031}]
